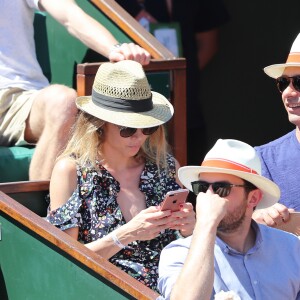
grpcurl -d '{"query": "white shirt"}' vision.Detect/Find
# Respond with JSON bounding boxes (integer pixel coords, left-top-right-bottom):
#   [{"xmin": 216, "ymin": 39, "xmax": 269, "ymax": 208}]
[{"xmin": 0, "ymin": 0, "xmax": 49, "ymax": 90}]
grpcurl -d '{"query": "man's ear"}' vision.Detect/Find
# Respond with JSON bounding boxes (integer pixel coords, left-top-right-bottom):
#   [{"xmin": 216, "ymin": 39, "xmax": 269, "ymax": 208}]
[{"xmin": 247, "ymin": 189, "xmax": 263, "ymax": 208}]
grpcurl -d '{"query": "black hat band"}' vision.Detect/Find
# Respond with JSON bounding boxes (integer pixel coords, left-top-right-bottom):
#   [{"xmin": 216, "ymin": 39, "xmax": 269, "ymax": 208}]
[{"xmin": 92, "ymin": 89, "xmax": 153, "ymax": 112}]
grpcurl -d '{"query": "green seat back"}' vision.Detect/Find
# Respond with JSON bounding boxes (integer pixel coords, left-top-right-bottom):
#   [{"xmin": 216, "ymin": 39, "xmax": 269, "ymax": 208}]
[{"xmin": 0, "ymin": 146, "xmax": 35, "ymax": 182}]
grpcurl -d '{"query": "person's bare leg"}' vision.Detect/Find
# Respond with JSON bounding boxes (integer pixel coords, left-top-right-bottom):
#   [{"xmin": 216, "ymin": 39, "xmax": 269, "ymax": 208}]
[{"xmin": 25, "ymin": 84, "xmax": 78, "ymax": 180}]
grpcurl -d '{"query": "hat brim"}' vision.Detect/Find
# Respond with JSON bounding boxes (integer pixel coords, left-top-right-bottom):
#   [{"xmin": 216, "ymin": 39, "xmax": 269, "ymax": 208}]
[
  {"xmin": 76, "ymin": 91, "xmax": 174, "ymax": 128},
  {"xmin": 178, "ymin": 166, "xmax": 280, "ymax": 209},
  {"xmin": 264, "ymin": 63, "xmax": 300, "ymax": 78}
]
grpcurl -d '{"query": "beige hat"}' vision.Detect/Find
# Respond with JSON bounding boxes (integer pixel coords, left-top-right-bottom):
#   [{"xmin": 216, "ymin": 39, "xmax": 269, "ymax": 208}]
[
  {"xmin": 264, "ymin": 33, "xmax": 300, "ymax": 78},
  {"xmin": 76, "ymin": 60, "xmax": 174, "ymax": 128},
  {"xmin": 178, "ymin": 139, "xmax": 280, "ymax": 209}
]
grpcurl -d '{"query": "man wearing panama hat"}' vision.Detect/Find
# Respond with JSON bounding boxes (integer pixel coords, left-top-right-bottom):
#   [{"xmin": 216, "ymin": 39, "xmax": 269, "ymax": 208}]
[
  {"xmin": 158, "ymin": 139, "xmax": 300, "ymax": 299},
  {"xmin": 254, "ymin": 33, "xmax": 300, "ymax": 226}
]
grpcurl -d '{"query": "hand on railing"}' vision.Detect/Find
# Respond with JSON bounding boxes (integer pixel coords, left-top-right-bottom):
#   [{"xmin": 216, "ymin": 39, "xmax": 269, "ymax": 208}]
[{"xmin": 108, "ymin": 42, "xmax": 151, "ymax": 65}]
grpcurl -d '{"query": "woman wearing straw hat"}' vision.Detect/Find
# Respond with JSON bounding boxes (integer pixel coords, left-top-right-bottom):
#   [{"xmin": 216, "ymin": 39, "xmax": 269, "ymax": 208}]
[{"xmin": 46, "ymin": 60, "xmax": 195, "ymax": 291}]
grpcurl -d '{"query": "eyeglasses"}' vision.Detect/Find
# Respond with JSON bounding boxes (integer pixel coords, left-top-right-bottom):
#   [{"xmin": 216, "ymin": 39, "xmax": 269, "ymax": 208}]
[
  {"xmin": 276, "ymin": 75, "xmax": 300, "ymax": 93},
  {"xmin": 191, "ymin": 180, "xmax": 249, "ymax": 198},
  {"xmin": 117, "ymin": 125, "xmax": 159, "ymax": 138}
]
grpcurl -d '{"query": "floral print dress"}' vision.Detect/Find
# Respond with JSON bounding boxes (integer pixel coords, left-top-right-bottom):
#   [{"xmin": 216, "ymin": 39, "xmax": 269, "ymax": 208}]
[{"xmin": 46, "ymin": 154, "xmax": 181, "ymax": 291}]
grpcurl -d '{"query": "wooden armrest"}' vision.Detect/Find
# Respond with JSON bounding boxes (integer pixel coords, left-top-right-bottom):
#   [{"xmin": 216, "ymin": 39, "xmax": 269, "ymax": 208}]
[{"xmin": 0, "ymin": 180, "xmax": 50, "ymax": 194}]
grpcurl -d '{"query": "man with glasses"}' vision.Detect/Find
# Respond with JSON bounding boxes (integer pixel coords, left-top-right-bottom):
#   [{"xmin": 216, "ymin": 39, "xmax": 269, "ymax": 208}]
[
  {"xmin": 157, "ymin": 139, "xmax": 300, "ymax": 300},
  {"xmin": 254, "ymin": 33, "xmax": 300, "ymax": 226}
]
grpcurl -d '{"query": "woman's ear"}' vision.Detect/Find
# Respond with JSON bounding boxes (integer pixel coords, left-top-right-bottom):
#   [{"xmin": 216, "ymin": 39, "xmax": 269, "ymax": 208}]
[{"xmin": 247, "ymin": 189, "xmax": 263, "ymax": 209}]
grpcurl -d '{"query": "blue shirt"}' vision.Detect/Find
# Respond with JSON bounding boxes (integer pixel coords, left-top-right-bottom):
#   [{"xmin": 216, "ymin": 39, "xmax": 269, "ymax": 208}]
[
  {"xmin": 158, "ymin": 222, "xmax": 300, "ymax": 300},
  {"xmin": 255, "ymin": 130, "xmax": 300, "ymax": 211}
]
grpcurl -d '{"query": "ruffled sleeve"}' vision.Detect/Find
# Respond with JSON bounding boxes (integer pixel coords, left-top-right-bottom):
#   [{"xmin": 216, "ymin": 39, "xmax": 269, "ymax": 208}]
[
  {"xmin": 46, "ymin": 191, "xmax": 82, "ymax": 231},
  {"xmin": 46, "ymin": 164, "xmax": 90, "ymax": 231}
]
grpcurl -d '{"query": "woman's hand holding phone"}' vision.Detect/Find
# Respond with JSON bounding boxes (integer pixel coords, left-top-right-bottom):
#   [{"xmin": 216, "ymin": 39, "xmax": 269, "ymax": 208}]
[
  {"xmin": 160, "ymin": 189, "xmax": 196, "ymax": 237},
  {"xmin": 160, "ymin": 189, "xmax": 189, "ymax": 212}
]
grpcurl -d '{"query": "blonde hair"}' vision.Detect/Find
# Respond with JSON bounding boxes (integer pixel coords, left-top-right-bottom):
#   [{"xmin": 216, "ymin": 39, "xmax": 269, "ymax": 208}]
[{"xmin": 59, "ymin": 112, "xmax": 171, "ymax": 170}]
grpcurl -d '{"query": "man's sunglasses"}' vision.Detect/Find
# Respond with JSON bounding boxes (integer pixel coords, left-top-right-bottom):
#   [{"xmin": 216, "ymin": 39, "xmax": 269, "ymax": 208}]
[
  {"xmin": 191, "ymin": 180, "xmax": 249, "ymax": 198},
  {"xmin": 276, "ymin": 75, "xmax": 300, "ymax": 93},
  {"xmin": 117, "ymin": 125, "xmax": 159, "ymax": 138}
]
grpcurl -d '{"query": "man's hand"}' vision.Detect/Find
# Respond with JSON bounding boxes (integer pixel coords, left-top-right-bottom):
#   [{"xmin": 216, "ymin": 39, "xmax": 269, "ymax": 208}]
[
  {"xmin": 252, "ymin": 203, "xmax": 295, "ymax": 227},
  {"xmin": 108, "ymin": 43, "xmax": 151, "ymax": 65},
  {"xmin": 196, "ymin": 189, "xmax": 228, "ymax": 228}
]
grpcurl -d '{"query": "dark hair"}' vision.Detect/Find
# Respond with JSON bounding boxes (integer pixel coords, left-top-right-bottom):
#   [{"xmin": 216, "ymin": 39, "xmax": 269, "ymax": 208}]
[{"xmin": 243, "ymin": 179, "xmax": 258, "ymax": 195}]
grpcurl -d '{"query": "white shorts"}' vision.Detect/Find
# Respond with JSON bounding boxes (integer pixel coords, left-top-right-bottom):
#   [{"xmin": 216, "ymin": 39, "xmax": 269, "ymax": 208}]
[{"xmin": 0, "ymin": 88, "xmax": 38, "ymax": 146}]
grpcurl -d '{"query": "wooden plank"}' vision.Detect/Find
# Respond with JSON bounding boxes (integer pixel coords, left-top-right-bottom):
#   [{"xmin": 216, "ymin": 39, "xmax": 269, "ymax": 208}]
[
  {"xmin": 77, "ymin": 59, "xmax": 186, "ymax": 76},
  {"xmin": 0, "ymin": 191, "xmax": 159, "ymax": 299},
  {"xmin": 91, "ymin": 0, "xmax": 175, "ymax": 59},
  {"xmin": 0, "ymin": 180, "xmax": 50, "ymax": 194},
  {"xmin": 171, "ymin": 68, "xmax": 187, "ymax": 166}
]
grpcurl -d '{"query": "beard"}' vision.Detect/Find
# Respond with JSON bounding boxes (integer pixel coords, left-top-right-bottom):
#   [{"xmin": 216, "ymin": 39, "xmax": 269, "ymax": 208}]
[{"xmin": 217, "ymin": 198, "xmax": 248, "ymax": 233}]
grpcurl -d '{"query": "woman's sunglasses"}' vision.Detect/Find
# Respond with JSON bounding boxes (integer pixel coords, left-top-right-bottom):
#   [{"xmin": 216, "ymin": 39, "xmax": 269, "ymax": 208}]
[
  {"xmin": 191, "ymin": 180, "xmax": 249, "ymax": 198},
  {"xmin": 117, "ymin": 125, "xmax": 159, "ymax": 138},
  {"xmin": 276, "ymin": 75, "xmax": 300, "ymax": 93}
]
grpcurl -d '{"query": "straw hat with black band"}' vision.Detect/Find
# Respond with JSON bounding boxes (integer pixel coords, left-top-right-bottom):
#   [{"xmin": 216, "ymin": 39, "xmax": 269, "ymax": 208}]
[
  {"xmin": 76, "ymin": 60, "xmax": 174, "ymax": 128},
  {"xmin": 264, "ymin": 33, "xmax": 300, "ymax": 79},
  {"xmin": 178, "ymin": 139, "xmax": 280, "ymax": 209}
]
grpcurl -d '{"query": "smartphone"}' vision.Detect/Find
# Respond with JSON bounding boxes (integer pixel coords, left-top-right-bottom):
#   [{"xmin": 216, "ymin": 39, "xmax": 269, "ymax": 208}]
[
  {"xmin": 276, "ymin": 212, "xmax": 300, "ymax": 236},
  {"xmin": 160, "ymin": 189, "xmax": 189, "ymax": 212}
]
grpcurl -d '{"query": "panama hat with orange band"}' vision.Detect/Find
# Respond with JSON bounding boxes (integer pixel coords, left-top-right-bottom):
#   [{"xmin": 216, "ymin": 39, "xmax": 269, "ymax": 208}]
[
  {"xmin": 264, "ymin": 33, "xmax": 300, "ymax": 78},
  {"xmin": 178, "ymin": 139, "xmax": 280, "ymax": 209}
]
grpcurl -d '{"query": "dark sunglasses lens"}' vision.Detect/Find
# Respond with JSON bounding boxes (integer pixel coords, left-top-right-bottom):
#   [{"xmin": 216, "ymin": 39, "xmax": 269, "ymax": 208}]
[
  {"xmin": 276, "ymin": 77, "xmax": 290, "ymax": 93},
  {"xmin": 142, "ymin": 126, "xmax": 159, "ymax": 135},
  {"xmin": 191, "ymin": 181, "xmax": 209, "ymax": 195},
  {"xmin": 120, "ymin": 127, "xmax": 136, "ymax": 138},
  {"xmin": 191, "ymin": 181, "xmax": 232, "ymax": 197},
  {"xmin": 212, "ymin": 183, "xmax": 231, "ymax": 197},
  {"xmin": 293, "ymin": 76, "xmax": 300, "ymax": 92}
]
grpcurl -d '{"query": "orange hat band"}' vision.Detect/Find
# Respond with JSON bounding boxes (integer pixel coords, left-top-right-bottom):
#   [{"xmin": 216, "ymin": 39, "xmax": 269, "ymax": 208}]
[
  {"xmin": 201, "ymin": 159, "xmax": 258, "ymax": 175},
  {"xmin": 286, "ymin": 52, "xmax": 300, "ymax": 63}
]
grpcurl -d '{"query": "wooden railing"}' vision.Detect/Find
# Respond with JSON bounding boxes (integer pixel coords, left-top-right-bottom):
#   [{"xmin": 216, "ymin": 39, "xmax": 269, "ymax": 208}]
[
  {"xmin": 91, "ymin": 0, "xmax": 175, "ymax": 59},
  {"xmin": 0, "ymin": 181, "xmax": 159, "ymax": 299},
  {"xmin": 0, "ymin": 180, "xmax": 50, "ymax": 194}
]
